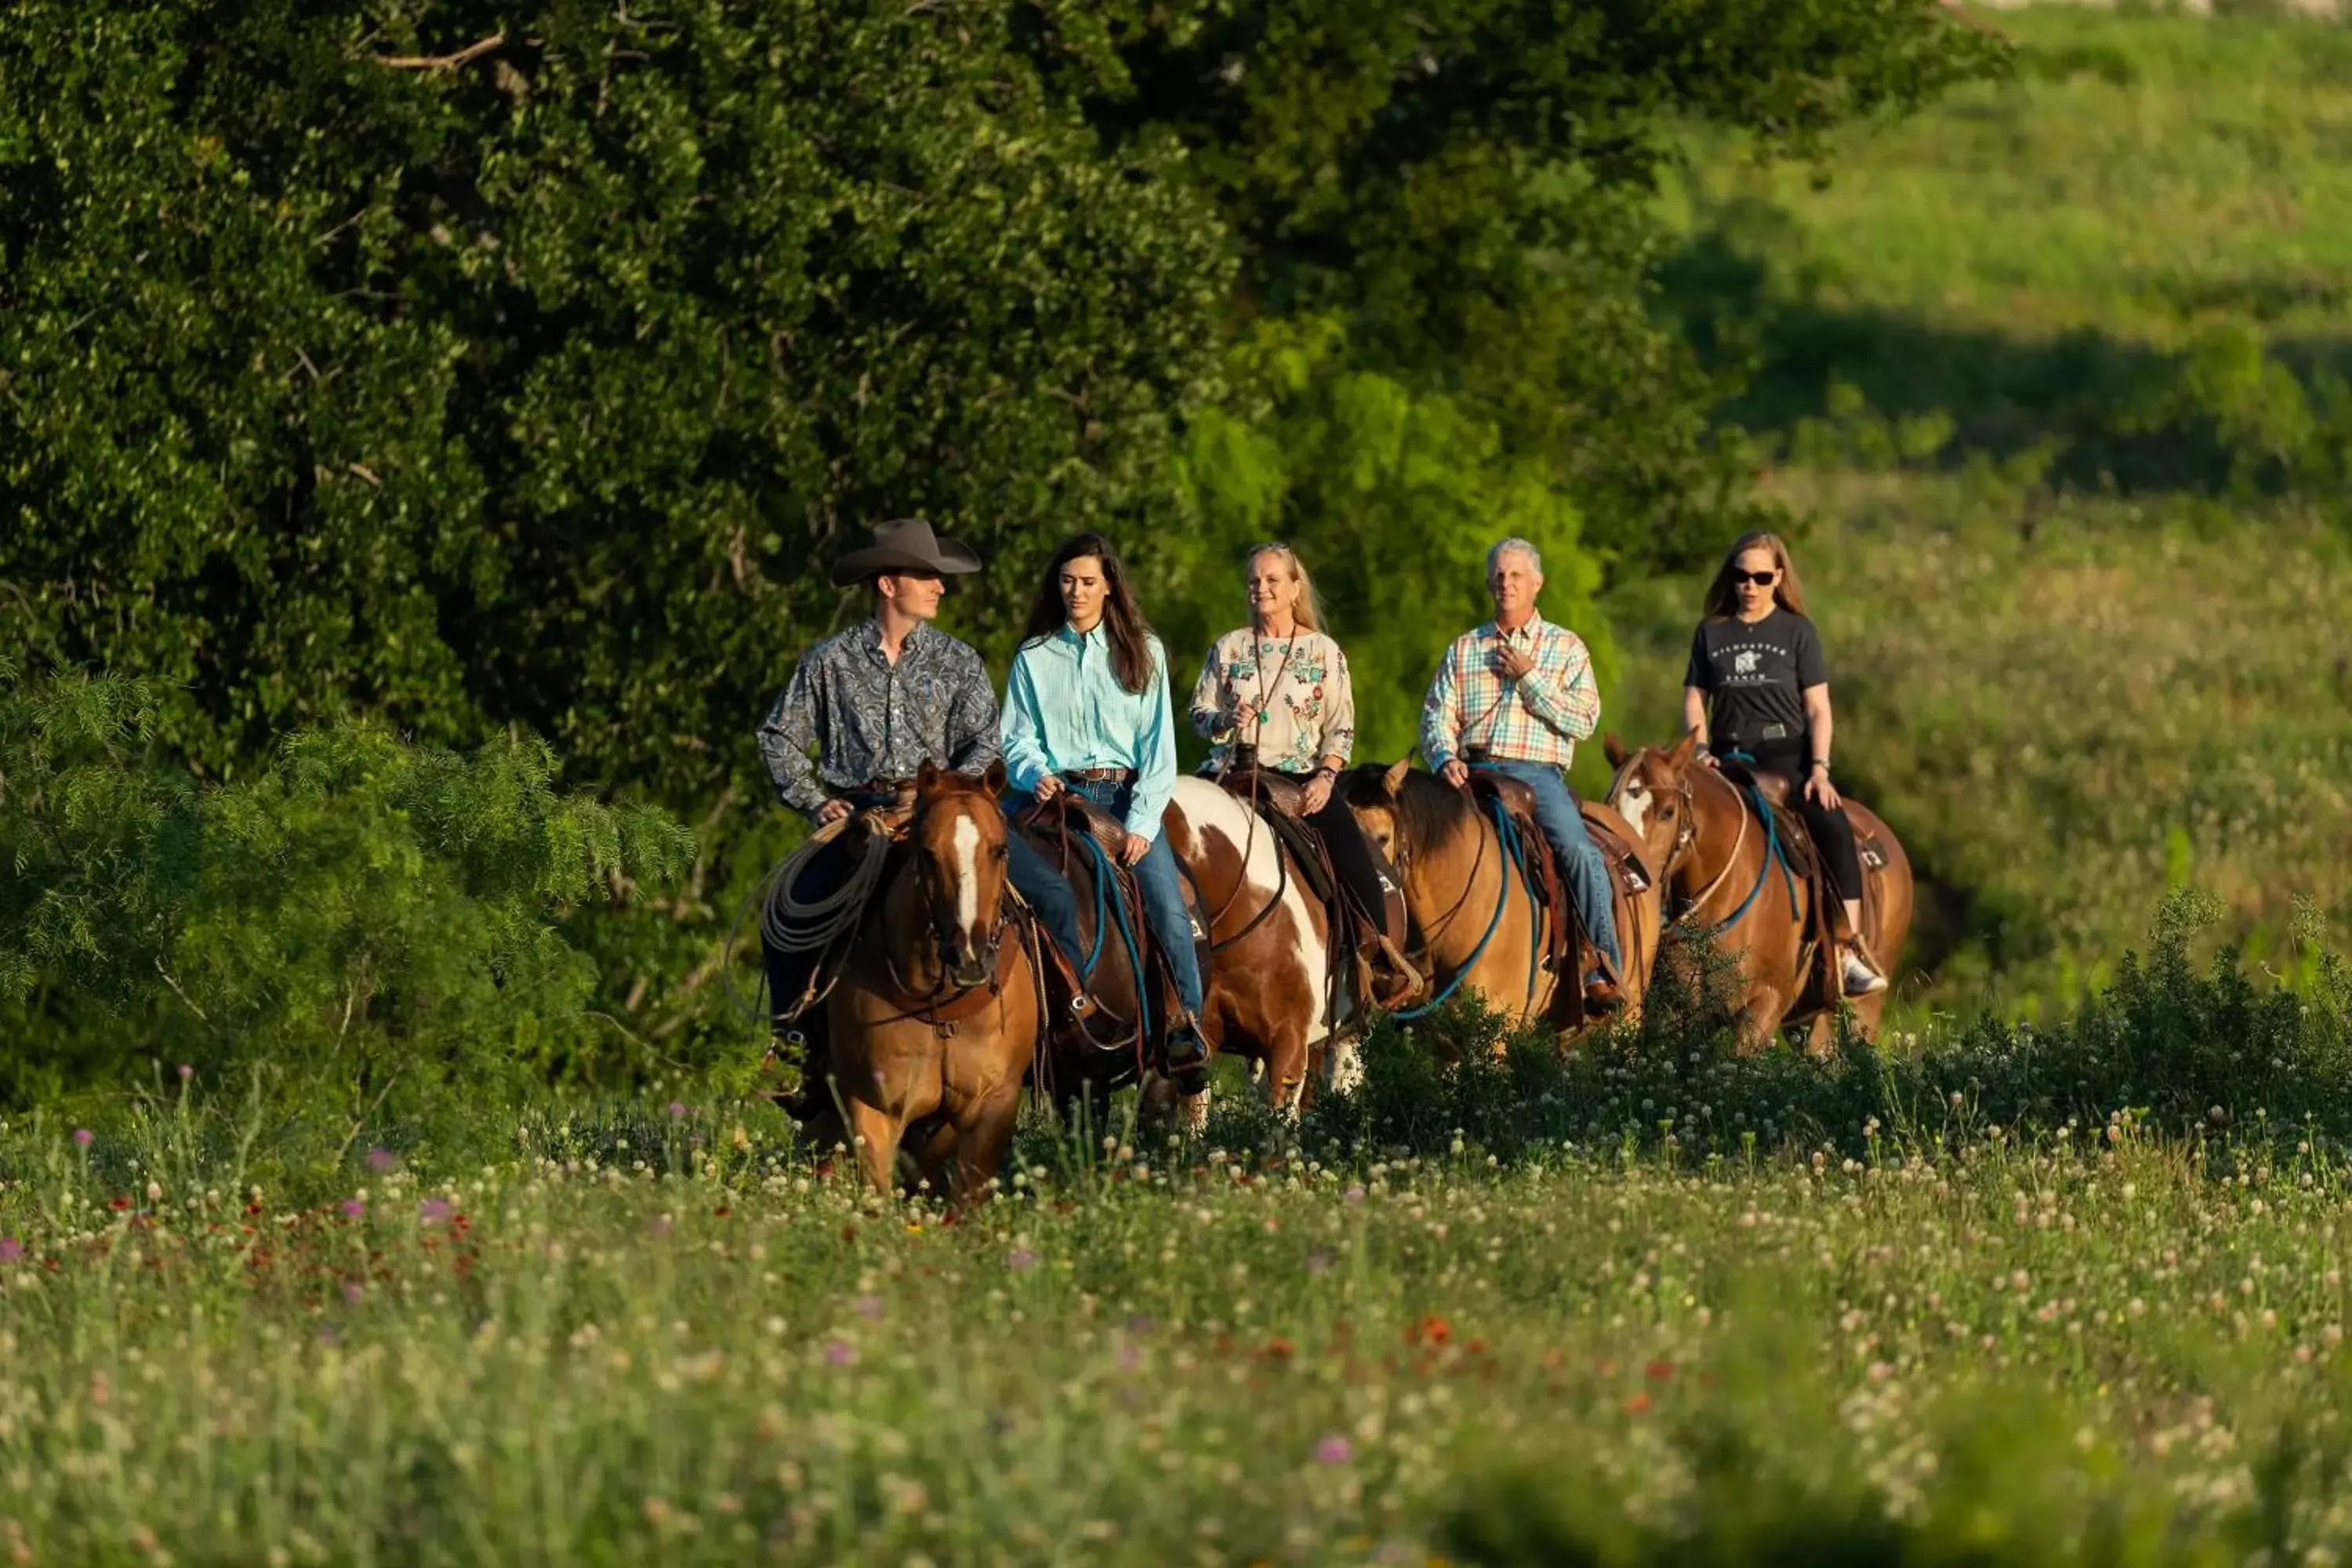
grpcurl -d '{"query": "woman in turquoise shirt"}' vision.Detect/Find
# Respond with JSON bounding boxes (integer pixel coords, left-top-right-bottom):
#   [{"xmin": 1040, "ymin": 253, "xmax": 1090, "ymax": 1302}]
[{"xmin": 1002, "ymin": 532, "xmax": 1208, "ymax": 1090}]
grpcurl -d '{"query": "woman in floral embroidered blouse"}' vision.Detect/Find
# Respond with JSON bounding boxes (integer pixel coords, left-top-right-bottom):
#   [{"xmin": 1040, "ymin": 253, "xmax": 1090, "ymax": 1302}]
[{"xmin": 1188, "ymin": 545, "xmax": 1388, "ymax": 924}]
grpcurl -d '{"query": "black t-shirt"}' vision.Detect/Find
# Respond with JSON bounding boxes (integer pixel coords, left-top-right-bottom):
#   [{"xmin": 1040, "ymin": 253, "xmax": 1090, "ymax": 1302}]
[{"xmin": 1685, "ymin": 609, "xmax": 1828, "ymax": 756}]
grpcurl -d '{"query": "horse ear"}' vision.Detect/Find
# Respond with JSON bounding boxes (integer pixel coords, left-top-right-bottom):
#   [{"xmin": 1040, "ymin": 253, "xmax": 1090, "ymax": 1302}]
[
  {"xmin": 916, "ymin": 760, "xmax": 941, "ymax": 792},
  {"xmin": 982, "ymin": 757, "xmax": 1006, "ymax": 796},
  {"xmin": 1667, "ymin": 729, "xmax": 1698, "ymax": 768},
  {"xmin": 1382, "ymin": 756, "xmax": 1413, "ymax": 797},
  {"xmin": 1603, "ymin": 732, "xmax": 1628, "ymax": 769}
]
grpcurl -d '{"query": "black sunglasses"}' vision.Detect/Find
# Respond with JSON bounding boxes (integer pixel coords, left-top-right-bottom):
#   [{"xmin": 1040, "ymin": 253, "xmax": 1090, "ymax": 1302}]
[{"xmin": 1731, "ymin": 568, "xmax": 1778, "ymax": 586}]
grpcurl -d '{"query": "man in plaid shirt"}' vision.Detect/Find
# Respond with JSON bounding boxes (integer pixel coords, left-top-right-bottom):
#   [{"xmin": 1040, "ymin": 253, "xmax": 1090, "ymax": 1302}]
[{"xmin": 1421, "ymin": 537, "xmax": 1622, "ymax": 1007}]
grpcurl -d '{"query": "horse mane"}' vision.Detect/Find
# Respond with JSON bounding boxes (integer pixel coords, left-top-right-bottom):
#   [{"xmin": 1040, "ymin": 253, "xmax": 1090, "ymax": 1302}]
[{"xmin": 1341, "ymin": 764, "xmax": 1478, "ymax": 857}]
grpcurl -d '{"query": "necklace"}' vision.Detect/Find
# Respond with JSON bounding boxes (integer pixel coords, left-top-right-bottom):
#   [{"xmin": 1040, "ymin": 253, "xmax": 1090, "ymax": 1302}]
[{"xmin": 1248, "ymin": 628, "xmax": 1298, "ymax": 737}]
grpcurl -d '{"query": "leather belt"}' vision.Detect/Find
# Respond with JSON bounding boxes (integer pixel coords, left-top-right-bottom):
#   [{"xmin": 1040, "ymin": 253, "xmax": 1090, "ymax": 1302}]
[{"xmin": 1062, "ymin": 767, "xmax": 1137, "ymax": 784}]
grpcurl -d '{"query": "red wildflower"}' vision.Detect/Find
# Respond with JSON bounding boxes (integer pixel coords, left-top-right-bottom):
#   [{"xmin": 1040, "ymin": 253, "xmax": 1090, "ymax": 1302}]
[
  {"xmin": 110, "ymin": 1197, "xmax": 130, "ymax": 1212},
  {"xmin": 1406, "ymin": 1314, "xmax": 1453, "ymax": 1347},
  {"xmin": 1646, "ymin": 1359, "xmax": 1675, "ymax": 1383},
  {"xmin": 1259, "ymin": 1338, "xmax": 1295, "ymax": 1361},
  {"xmin": 1624, "ymin": 1392, "xmax": 1654, "ymax": 1416},
  {"xmin": 713, "ymin": 1205, "xmax": 731, "ymax": 1218}
]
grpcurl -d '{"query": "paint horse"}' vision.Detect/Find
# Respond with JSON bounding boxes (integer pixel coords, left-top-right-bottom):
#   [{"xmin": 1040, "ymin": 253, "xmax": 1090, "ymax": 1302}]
[
  {"xmin": 1602, "ymin": 731, "xmax": 1914, "ymax": 1052},
  {"xmin": 1342, "ymin": 758, "xmax": 1661, "ymax": 1044},
  {"xmin": 1163, "ymin": 775, "xmax": 1370, "ymax": 1117},
  {"xmin": 1023, "ymin": 775, "xmax": 1363, "ymax": 1128},
  {"xmin": 808, "ymin": 761, "xmax": 1043, "ymax": 1204}
]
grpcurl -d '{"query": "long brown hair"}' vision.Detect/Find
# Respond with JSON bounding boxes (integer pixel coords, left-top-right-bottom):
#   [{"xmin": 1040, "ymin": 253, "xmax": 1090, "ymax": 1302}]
[
  {"xmin": 1019, "ymin": 533, "xmax": 1159, "ymax": 695},
  {"xmin": 1246, "ymin": 543, "xmax": 1326, "ymax": 634},
  {"xmin": 1701, "ymin": 531, "xmax": 1810, "ymax": 622}
]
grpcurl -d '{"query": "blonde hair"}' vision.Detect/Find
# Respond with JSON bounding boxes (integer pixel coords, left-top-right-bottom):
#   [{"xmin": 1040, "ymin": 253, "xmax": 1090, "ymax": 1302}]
[
  {"xmin": 1701, "ymin": 531, "xmax": 1809, "ymax": 621},
  {"xmin": 1247, "ymin": 543, "xmax": 1327, "ymax": 634}
]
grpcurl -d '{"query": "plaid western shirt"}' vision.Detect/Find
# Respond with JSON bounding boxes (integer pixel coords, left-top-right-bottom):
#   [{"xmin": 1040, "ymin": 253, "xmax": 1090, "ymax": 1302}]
[{"xmin": 1419, "ymin": 612, "xmax": 1602, "ymax": 774}]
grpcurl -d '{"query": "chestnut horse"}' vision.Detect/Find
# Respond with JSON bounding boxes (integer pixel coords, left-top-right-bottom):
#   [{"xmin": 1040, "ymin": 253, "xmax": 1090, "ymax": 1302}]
[
  {"xmin": 811, "ymin": 761, "xmax": 1041, "ymax": 1204},
  {"xmin": 1343, "ymin": 759, "xmax": 1661, "ymax": 1042},
  {"xmin": 1602, "ymin": 731, "xmax": 1914, "ymax": 1052}
]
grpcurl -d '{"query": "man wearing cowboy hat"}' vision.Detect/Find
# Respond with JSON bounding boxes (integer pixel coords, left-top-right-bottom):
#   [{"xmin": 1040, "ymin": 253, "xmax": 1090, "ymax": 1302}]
[{"xmin": 757, "ymin": 519, "xmax": 1087, "ymax": 1068}]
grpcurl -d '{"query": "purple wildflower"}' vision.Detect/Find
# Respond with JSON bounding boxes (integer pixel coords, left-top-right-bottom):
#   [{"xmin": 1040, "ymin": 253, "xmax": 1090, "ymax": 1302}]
[
  {"xmin": 1007, "ymin": 1247, "xmax": 1037, "ymax": 1272},
  {"xmin": 368, "ymin": 1147, "xmax": 397, "ymax": 1174},
  {"xmin": 1315, "ymin": 1435, "xmax": 1352, "ymax": 1466},
  {"xmin": 419, "ymin": 1198, "xmax": 452, "ymax": 1225},
  {"xmin": 825, "ymin": 1341, "xmax": 858, "ymax": 1367},
  {"xmin": 71, "ymin": 1128, "xmax": 92, "ymax": 1149},
  {"xmin": 0, "ymin": 1239, "xmax": 21, "ymax": 1265},
  {"xmin": 854, "ymin": 1294, "xmax": 884, "ymax": 1320},
  {"xmin": 1306, "ymin": 1250, "xmax": 1332, "ymax": 1276},
  {"xmin": 341, "ymin": 1199, "xmax": 365, "ymax": 1219},
  {"xmin": 1343, "ymin": 1185, "xmax": 1365, "ymax": 1205},
  {"xmin": 668, "ymin": 1102, "xmax": 688, "ymax": 1119},
  {"xmin": 177, "ymin": 1063, "xmax": 194, "ymax": 1083},
  {"xmin": 343, "ymin": 1281, "xmax": 365, "ymax": 1305}
]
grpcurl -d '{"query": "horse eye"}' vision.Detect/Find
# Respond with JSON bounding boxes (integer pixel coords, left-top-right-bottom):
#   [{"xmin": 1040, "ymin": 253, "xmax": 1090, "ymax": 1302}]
[{"xmin": 992, "ymin": 844, "xmax": 1009, "ymax": 862}]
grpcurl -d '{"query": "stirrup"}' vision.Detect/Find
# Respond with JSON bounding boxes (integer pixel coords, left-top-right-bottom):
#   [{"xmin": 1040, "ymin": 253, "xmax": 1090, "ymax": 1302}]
[{"xmin": 1840, "ymin": 948, "xmax": 1888, "ymax": 998}]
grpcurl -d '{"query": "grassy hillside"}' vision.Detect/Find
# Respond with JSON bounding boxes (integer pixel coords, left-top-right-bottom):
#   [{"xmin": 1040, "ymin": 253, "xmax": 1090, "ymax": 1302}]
[{"xmin": 1595, "ymin": 7, "xmax": 2352, "ymax": 1017}]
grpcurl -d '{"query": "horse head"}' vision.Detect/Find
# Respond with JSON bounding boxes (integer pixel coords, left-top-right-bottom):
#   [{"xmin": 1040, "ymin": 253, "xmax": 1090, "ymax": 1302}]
[
  {"xmin": 1603, "ymin": 730, "xmax": 1706, "ymax": 882},
  {"xmin": 909, "ymin": 759, "xmax": 1011, "ymax": 989}
]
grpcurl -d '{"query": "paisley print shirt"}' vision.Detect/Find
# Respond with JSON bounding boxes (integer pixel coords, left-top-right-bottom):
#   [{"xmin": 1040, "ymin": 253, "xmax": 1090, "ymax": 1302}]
[
  {"xmin": 1187, "ymin": 627, "xmax": 1357, "ymax": 775},
  {"xmin": 757, "ymin": 619, "xmax": 1000, "ymax": 819}
]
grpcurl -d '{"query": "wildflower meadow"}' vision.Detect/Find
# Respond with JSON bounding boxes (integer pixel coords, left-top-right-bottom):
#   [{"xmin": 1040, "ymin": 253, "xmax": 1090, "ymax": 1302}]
[{"xmin": 0, "ymin": 903, "xmax": 2347, "ymax": 1564}]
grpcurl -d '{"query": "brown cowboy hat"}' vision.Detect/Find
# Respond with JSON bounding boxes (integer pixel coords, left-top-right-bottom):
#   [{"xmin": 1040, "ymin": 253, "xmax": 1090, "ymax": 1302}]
[{"xmin": 829, "ymin": 517, "xmax": 983, "ymax": 587}]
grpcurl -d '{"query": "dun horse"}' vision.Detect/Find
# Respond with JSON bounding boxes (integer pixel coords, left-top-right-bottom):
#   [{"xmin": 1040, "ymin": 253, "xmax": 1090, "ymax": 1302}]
[
  {"xmin": 810, "ymin": 761, "xmax": 1041, "ymax": 1203},
  {"xmin": 1603, "ymin": 731, "xmax": 1915, "ymax": 1051},
  {"xmin": 1343, "ymin": 758, "xmax": 1660, "ymax": 1040}
]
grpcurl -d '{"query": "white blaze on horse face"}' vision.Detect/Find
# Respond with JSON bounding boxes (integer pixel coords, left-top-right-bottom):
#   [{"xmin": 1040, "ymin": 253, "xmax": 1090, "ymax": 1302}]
[
  {"xmin": 1618, "ymin": 778, "xmax": 1653, "ymax": 840},
  {"xmin": 950, "ymin": 813, "xmax": 982, "ymax": 943}
]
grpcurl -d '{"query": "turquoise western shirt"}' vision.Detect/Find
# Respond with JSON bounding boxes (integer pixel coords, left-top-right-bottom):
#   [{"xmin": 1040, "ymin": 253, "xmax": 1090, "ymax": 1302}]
[{"xmin": 1000, "ymin": 623, "xmax": 1178, "ymax": 841}]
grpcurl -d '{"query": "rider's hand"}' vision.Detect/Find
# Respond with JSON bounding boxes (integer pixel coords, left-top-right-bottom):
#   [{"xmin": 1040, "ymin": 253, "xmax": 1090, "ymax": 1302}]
[
  {"xmin": 1439, "ymin": 759, "xmax": 1471, "ymax": 790},
  {"xmin": 1120, "ymin": 832, "xmax": 1152, "ymax": 867},
  {"xmin": 1301, "ymin": 771, "xmax": 1335, "ymax": 814},
  {"xmin": 1491, "ymin": 648, "xmax": 1536, "ymax": 682},
  {"xmin": 1032, "ymin": 775, "xmax": 1065, "ymax": 803},
  {"xmin": 1699, "ymin": 752, "xmax": 1722, "ymax": 771},
  {"xmin": 1806, "ymin": 767, "xmax": 1842, "ymax": 810},
  {"xmin": 814, "ymin": 799, "xmax": 852, "ymax": 826}
]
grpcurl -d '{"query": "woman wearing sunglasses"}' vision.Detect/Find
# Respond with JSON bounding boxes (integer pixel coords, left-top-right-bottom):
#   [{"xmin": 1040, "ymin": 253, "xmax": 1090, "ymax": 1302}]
[{"xmin": 1682, "ymin": 531, "xmax": 1886, "ymax": 996}]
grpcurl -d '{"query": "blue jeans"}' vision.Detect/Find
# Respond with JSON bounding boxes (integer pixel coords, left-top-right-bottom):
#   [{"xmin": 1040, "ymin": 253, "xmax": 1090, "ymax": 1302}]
[
  {"xmin": 1483, "ymin": 760, "xmax": 1621, "ymax": 973},
  {"xmin": 1029, "ymin": 780, "xmax": 1206, "ymax": 1023},
  {"xmin": 1003, "ymin": 830, "xmax": 1087, "ymax": 976}
]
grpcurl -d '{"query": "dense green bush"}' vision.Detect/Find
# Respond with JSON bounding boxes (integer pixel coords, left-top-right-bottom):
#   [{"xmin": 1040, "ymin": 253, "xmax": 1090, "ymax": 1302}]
[
  {"xmin": 1292, "ymin": 894, "xmax": 2352, "ymax": 1171},
  {"xmin": 0, "ymin": 665, "xmax": 694, "ymax": 1109}
]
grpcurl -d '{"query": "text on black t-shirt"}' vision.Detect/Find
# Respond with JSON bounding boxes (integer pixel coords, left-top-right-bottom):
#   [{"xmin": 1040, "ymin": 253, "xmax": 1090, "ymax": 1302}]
[{"xmin": 1683, "ymin": 609, "xmax": 1828, "ymax": 754}]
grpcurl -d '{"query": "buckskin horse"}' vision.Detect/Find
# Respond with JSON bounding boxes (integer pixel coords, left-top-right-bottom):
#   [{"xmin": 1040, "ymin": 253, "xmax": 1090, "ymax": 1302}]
[
  {"xmin": 1341, "ymin": 758, "xmax": 1661, "ymax": 1043},
  {"xmin": 1602, "ymin": 731, "xmax": 1915, "ymax": 1052},
  {"xmin": 804, "ymin": 761, "xmax": 1042, "ymax": 1204}
]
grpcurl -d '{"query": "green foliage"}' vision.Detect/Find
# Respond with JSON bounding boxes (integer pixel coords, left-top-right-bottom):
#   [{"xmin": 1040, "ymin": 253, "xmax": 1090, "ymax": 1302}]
[
  {"xmin": 0, "ymin": 667, "xmax": 695, "ymax": 1109},
  {"xmin": 0, "ymin": 0, "xmax": 1231, "ymax": 806},
  {"xmin": 1163, "ymin": 318, "xmax": 1610, "ymax": 764},
  {"xmin": 1073, "ymin": 0, "xmax": 2005, "ymax": 574}
]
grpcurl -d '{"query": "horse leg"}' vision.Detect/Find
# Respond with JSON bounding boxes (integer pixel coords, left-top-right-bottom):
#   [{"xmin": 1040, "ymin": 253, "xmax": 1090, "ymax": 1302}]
[
  {"xmin": 844, "ymin": 1097, "xmax": 909, "ymax": 1198},
  {"xmin": 1264, "ymin": 1026, "xmax": 1310, "ymax": 1124},
  {"xmin": 951, "ymin": 1082, "xmax": 1025, "ymax": 1208}
]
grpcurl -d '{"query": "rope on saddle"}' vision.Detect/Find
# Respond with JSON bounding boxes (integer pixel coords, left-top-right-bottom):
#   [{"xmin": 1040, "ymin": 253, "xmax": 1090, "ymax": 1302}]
[
  {"xmin": 1392, "ymin": 797, "xmax": 1529, "ymax": 1022},
  {"xmin": 725, "ymin": 813, "xmax": 895, "ymax": 1025}
]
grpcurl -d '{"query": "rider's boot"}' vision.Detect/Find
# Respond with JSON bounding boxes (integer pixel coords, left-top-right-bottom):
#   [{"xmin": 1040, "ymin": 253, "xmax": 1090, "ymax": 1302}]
[
  {"xmin": 1841, "ymin": 945, "xmax": 1889, "ymax": 997},
  {"xmin": 1164, "ymin": 1013, "xmax": 1210, "ymax": 1097}
]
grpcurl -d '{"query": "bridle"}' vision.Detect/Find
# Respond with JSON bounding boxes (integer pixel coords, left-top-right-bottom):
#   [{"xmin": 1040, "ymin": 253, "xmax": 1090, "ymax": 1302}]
[
  {"xmin": 879, "ymin": 797, "xmax": 1018, "ymax": 1033},
  {"xmin": 1618, "ymin": 758, "xmax": 1742, "ymax": 924}
]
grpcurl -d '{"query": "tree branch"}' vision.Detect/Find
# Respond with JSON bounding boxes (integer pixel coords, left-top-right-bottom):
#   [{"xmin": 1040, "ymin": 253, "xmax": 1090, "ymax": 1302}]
[{"xmin": 375, "ymin": 32, "xmax": 507, "ymax": 71}]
